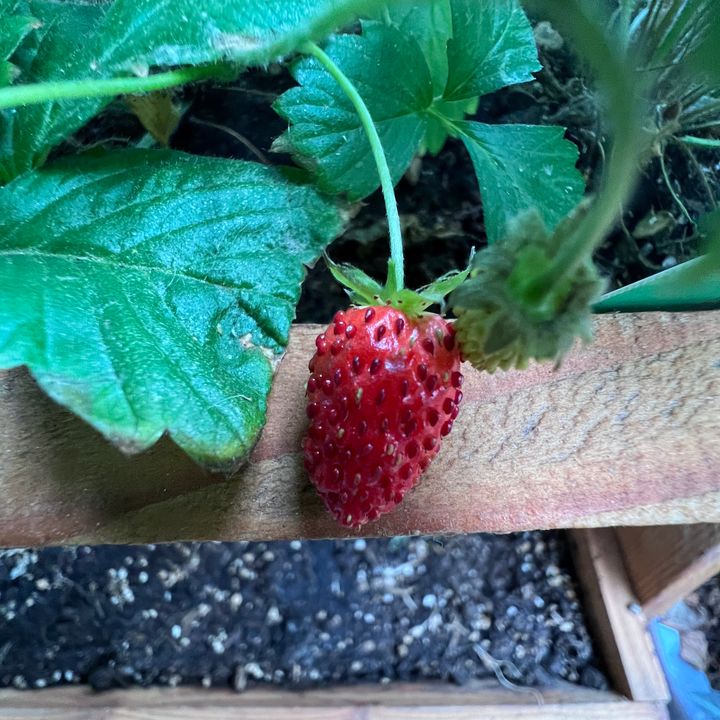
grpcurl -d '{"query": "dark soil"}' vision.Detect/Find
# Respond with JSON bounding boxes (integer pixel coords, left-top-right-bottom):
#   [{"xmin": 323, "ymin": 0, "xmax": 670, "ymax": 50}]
[{"xmin": 0, "ymin": 532, "xmax": 607, "ymax": 692}]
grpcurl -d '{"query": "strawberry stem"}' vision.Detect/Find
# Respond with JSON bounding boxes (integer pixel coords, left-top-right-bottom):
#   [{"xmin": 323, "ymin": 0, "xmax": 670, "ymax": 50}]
[
  {"xmin": 0, "ymin": 64, "xmax": 224, "ymax": 110},
  {"xmin": 302, "ymin": 40, "xmax": 404, "ymax": 291}
]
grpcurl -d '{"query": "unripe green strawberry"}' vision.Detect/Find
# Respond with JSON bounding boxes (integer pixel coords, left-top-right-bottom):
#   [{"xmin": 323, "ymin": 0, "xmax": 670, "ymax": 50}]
[
  {"xmin": 451, "ymin": 208, "xmax": 603, "ymax": 372},
  {"xmin": 303, "ymin": 306, "xmax": 463, "ymax": 527}
]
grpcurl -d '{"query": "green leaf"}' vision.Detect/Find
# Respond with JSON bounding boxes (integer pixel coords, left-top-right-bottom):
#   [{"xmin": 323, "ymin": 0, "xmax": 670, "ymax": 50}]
[
  {"xmin": 274, "ymin": 0, "xmax": 541, "ymax": 199},
  {"xmin": 0, "ymin": 0, "xmax": 381, "ymax": 183},
  {"xmin": 389, "ymin": 0, "xmax": 535, "ymax": 154},
  {"xmin": 0, "ymin": 2, "xmax": 32, "ymax": 87},
  {"xmin": 416, "ymin": 261, "xmax": 473, "ymax": 306},
  {"xmin": 592, "ymin": 255, "xmax": 720, "ymax": 312},
  {"xmin": 273, "ymin": 21, "xmax": 433, "ymax": 201},
  {"xmin": 0, "ymin": 61, "xmax": 15, "ymax": 85},
  {"xmin": 454, "ymin": 121, "xmax": 585, "ymax": 245},
  {"xmin": 0, "ymin": 149, "xmax": 342, "ymax": 464},
  {"xmin": 422, "ymin": 97, "xmax": 477, "ymax": 155},
  {"xmin": 95, "ymin": 0, "xmax": 385, "ymax": 72},
  {"xmin": 699, "ymin": 207, "xmax": 720, "ymax": 239},
  {"xmin": 276, "ymin": 0, "xmax": 580, "ymax": 250},
  {"xmin": 444, "ymin": 0, "xmax": 540, "ymax": 101},
  {"xmin": 381, "ymin": 0, "xmax": 453, "ymax": 96},
  {"xmin": 693, "ymin": 11, "xmax": 720, "ymax": 85},
  {"xmin": 1, "ymin": 1, "xmax": 104, "ymax": 182},
  {"xmin": 0, "ymin": 7, "xmax": 37, "ymax": 70}
]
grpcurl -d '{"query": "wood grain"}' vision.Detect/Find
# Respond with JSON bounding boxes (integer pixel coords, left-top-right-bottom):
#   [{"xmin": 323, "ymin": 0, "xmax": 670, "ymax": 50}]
[
  {"xmin": 569, "ymin": 529, "xmax": 669, "ymax": 703},
  {"xmin": 0, "ymin": 681, "xmax": 619, "ymax": 710},
  {"xmin": 0, "ymin": 311, "xmax": 718, "ymax": 546},
  {"xmin": 615, "ymin": 524, "xmax": 720, "ymax": 618},
  {"xmin": 0, "ymin": 684, "xmax": 668, "ymax": 720}
]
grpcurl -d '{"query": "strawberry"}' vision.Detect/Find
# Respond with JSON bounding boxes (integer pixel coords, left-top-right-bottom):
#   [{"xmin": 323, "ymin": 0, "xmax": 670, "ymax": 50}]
[{"xmin": 303, "ymin": 305, "xmax": 463, "ymax": 527}]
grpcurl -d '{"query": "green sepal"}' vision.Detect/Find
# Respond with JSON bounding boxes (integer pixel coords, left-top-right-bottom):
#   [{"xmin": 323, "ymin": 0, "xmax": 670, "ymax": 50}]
[
  {"xmin": 326, "ymin": 255, "xmax": 384, "ymax": 306},
  {"xmin": 413, "ymin": 252, "xmax": 474, "ymax": 308},
  {"xmin": 326, "ymin": 253, "xmax": 473, "ymax": 316}
]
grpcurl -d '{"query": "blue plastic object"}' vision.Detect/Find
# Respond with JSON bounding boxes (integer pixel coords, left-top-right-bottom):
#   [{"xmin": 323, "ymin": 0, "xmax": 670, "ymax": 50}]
[{"xmin": 651, "ymin": 620, "xmax": 720, "ymax": 720}]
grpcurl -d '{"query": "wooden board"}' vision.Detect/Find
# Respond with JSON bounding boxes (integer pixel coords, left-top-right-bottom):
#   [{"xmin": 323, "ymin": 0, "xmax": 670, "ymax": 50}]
[
  {"xmin": 0, "ymin": 701, "xmax": 669, "ymax": 720},
  {"xmin": 1, "ymin": 311, "xmax": 719, "ymax": 546},
  {"xmin": 615, "ymin": 524, "xmax": 720, "ymax": 618},
  {"xmin": 0, "ymin": 683, "xmax": 669, "ymax": 720},
  {"xmin": 569, "ymin": 528, "xmax": 670, "ymax": 703}
]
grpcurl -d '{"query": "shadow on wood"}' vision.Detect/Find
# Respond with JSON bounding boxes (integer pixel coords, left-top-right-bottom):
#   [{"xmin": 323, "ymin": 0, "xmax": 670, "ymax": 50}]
[{"xmin": 615, "ymin": 524, "xmax": 720, "ymax": 617}]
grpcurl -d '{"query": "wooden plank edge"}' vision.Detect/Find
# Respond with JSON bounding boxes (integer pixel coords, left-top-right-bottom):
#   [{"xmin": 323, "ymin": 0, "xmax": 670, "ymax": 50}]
[
  {"xmin": 0, "ymin": 704, "xmax": 670, "ymax": 720},
  {"xmin": 0, "ymin": 697, "xmax": 669, "ymax": 720},
  {"xmin": 0, "ymin": 681, "xmax": 622, "ymax": 710},
  {"xmin": 569, "ymin": 528, "xmax": 670, "ymax": 704}
]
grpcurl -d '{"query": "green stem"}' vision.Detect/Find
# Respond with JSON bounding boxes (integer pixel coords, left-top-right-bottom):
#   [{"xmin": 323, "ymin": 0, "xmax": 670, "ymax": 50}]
[
  {"xmin": 679, "ymin": 135, "xmax": 720, "ymax": 149},
  {"xmin": 617, "ymin": 0, "xmax": 634, "ymax": 49},
  {"xmin": 0, "ymin": 65, "xmax": 221, "ymax": 111},
  {"xmin": 523, "ymin": 0, "xmax": 646, "ymax": 300},
  {"xmin": 301, "ymin": 40, "xmax": 404, "ymax": 291}
]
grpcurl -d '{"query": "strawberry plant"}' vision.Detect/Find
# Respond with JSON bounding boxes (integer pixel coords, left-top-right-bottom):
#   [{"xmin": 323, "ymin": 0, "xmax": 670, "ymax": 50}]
[{"xmin": 0, "ymin": 0, "xmax": 718, "ymax": 525}]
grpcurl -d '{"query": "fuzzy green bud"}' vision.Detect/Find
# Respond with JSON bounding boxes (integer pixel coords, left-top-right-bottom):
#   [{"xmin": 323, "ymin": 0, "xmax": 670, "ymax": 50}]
[{"xmin": 450, "ymin": 208, "xmax": 604, "ymax": 372}]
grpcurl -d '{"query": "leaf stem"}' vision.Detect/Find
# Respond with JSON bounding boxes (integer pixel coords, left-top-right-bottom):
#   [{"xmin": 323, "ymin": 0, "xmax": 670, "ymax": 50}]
[
  {"xmin": 679, "ymin": 134, "xmax": 720, "ymax": 149},
  {"xmin": 301, "ymin": 40, "xmax": 404, "ymax": 291},
  {"xmin": 0, "ymin": 65, "xmax": 222, "ymax": 111}
]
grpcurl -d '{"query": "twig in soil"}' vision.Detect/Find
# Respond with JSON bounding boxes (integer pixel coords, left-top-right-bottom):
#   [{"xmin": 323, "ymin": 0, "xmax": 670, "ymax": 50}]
[
  {"xmin": 473, "ymin": 644, "xmax": 545, "ymax": 705},
  {"xmin": 681, "ymin": 102, "xmax": 720, "ymax": 131},
  {"xmin": 617, "ymin": 208, "xmax": 663, "ymax": 272},
  {"xmin": 384, "ymin": 586, "xmax": 418, "ymax": 611},
  {"xmin": 659, "ymin": 150, "xmax": 695, "ymax": 225},
  {"xmin": 672, "ymin": 138, "xmax": 718, "ymax": 209},
  {"xmin": 58, "ymin": 576, "xmax": 106, "ymax": 620},
  {"xmin": 65, "ymin": 136, "xmax": 134, "ymax": 150},
  {"xmin": 189, "ymin": 118, "xmax": 269, "ymax": 164},
  {"xmin": 222, "ymin": 87, "xmax": 279, "ymax": 100}
]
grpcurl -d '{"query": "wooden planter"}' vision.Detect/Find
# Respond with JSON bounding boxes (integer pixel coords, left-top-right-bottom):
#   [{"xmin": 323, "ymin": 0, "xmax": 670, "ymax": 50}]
[
  {"xmin": 0, "ymin": 310, "xmax": 719, "ymax": 718},
  {"xmin": 0, "ymin": 528, "xmax": 672, "ymax": 719}
]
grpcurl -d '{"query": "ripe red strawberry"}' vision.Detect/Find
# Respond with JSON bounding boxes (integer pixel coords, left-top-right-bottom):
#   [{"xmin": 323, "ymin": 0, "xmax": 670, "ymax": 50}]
[{"xmin": 303, "ymin": 306, "xmax": 463, "ymax": 527}]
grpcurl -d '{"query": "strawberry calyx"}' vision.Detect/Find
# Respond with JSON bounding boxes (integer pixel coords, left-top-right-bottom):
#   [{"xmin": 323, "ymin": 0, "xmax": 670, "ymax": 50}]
[
  {"xmin": 326, "ymin": 254, "xmax": 472, "ymax": 318},
  {"xmin": 449, "ymin": 208, "xmax": 604, "ymax": 372}
]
